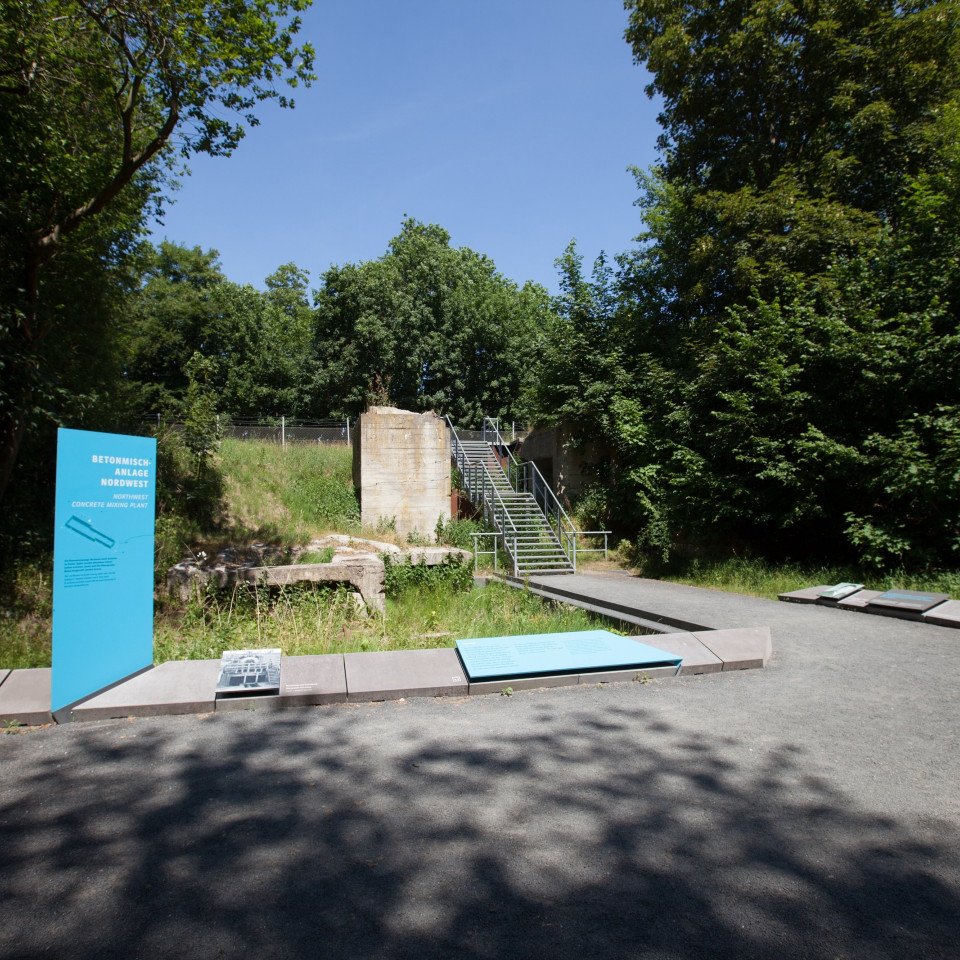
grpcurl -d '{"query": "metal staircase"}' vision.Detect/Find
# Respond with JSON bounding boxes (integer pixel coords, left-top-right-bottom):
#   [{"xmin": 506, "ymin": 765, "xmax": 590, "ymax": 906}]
[{"xmin": 447, "ymin": 417, "xmax": 579, "ymax": 576}]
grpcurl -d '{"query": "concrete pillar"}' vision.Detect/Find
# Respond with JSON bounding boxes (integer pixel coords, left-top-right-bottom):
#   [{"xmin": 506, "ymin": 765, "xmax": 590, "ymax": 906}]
[{"xmin": 353, "ymin": 407, "xmax": 451, "ymax": 539}]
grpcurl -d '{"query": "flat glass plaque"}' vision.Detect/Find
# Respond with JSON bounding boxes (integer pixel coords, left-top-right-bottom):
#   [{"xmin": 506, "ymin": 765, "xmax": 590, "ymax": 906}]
[
  {"xmin": 866, "ymin": 591, "xmax": 950, "ymax": 614},
  {"xmin": 216, "ymin": 648, "xmax": 281, "ymax": 697},
  {"xmin": 818, "ymin": 583, "xmax": 864, "ymax": 600},
  {"xmin": 456, "ymin": 629, "xmax": 682, "ymax": 681}
]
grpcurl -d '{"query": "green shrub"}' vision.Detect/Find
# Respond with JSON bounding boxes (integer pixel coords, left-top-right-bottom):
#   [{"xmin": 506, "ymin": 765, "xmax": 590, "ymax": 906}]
[
  {"xmin": 383, "ymin": 553, "xmax": 472, "ymax": 597},
  {"xmin": 435, "ymin": 516, "xmax": 482, "ymax": 550}
]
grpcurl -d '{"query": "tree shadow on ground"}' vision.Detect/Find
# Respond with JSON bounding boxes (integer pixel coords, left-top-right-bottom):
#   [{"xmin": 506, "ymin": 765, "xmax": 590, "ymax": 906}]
[{"xmin": 0, "ymin": 701, "xmax": 957, "ymax": 959}]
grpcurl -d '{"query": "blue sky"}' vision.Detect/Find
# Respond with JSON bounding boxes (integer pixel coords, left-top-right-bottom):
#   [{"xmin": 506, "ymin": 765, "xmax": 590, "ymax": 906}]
[{"xmin": 152, "ymin": 1, "xmax": 661, "ymax": 294}]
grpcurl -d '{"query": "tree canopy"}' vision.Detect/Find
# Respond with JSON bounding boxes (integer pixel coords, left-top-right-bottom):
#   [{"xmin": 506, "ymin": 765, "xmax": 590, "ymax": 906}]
[
  {"xmin": 312, "ymin": 218, "xmax": 550, "ymax": 426},
  {"xmin": 0, "ymin": 0, "xmax": 314, "ymax": 502},
  {"xmin": 522, "ymin": 0, "xmax": 960, "ymax": 568}
]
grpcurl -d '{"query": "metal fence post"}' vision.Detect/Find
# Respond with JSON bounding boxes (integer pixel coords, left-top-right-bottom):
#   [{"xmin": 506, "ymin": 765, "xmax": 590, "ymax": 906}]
[
  {"xmin": 281, "ymin": 416, "xmax": 286, "ymax": 449},
  {"xmin": 346, "ymin": 418, "xmax": 350, "ymax": 444}
]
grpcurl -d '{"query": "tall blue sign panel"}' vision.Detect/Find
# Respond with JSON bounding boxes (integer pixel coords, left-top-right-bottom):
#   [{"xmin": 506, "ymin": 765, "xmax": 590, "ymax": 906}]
[{"xmin": 52, "ymin": 429, "xmax": 156, "ymax": 712}]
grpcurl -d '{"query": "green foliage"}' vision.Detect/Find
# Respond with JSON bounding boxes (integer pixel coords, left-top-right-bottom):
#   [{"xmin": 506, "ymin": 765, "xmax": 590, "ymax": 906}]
[
  {"xmin": 659, "ymin": 556, "xmax": 960, "ymax": 603},
  {"xmin": 299, "ymin": 547, "xmax": 335, "ymax": 564},
  {"xmin": 150, "ymin": 580, "xmax": 604, "ymax": 663},
  {"xmin": 435, "ymin": 517, "xmax": 483, "ymax": 550},
  {"xmin": 181, "ymin": 353, "xmax": 222, "ymax": 462},
  {"xmin": 125, "ymin": 242, "xmax": 315, "ymax": 418},
  {"xmin": 312, "ymin": 217, "xmax": 550, "ymax": 424},
  {"xmin": 217, "ymin": 439, "xmax": 359, "ymax": 541},
  {"xmin": 383, "ymin": 554, "xmax": 473, "ymax": 598},
  {"xmin": 525, "ymin": 0, "xmax": 960, "ymax": 570},
  {"xmin": 0, "ymin": 0, "xmax": 315, "ymax": 503},
  {"xmin": 153, "ymin": 426, "xmax": 225, "ymax": 574}
]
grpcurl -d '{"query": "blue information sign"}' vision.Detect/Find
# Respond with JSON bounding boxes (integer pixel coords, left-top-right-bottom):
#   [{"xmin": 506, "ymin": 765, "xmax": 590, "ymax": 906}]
[
  {"xmin": 456, "ymin": 629, "xmax": 682, "ymax": 681},
  {"xmin": 52, "ymin": 428, "xmax": 156, "ymax": 712}
]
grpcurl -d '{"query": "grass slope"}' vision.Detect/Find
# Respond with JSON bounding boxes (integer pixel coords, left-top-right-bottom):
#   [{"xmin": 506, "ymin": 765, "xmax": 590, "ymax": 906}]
[{"xmin": 218, "ymin": 439, "xmax": 359, "ymax": 542}]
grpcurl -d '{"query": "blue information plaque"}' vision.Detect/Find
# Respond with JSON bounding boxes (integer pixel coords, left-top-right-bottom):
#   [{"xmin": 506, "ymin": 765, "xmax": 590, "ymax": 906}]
[
  {"xmin": 456, "ymin": 629, "xmax": 682, "ymax": 681},
  {"xmin": 52, "ymin": 428, "xmax": 157, "ymax": 713}
]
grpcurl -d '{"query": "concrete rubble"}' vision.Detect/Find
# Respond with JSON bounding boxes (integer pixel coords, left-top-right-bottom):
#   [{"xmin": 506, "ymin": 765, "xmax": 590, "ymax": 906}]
[{"xmin": 166, "ymin": 535, "xmax": 471, "ymax": 613}]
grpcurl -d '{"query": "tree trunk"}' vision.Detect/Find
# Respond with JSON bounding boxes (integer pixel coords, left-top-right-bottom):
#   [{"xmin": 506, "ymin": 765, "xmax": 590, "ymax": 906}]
[{"xmin": 0, "ymin": 407, "xmax": 29, "ymax": 506}]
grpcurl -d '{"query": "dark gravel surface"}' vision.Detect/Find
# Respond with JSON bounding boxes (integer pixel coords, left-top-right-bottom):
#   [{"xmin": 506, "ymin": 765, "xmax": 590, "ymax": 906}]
[{"xmin": 1, "ymin": 577, "xmax": 959, "ymax": 959}]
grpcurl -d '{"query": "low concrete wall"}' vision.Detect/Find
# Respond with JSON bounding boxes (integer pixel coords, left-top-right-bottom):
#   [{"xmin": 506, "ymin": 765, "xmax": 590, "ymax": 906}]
[{"xmin": 353, "ymin": 407, "xmax": 451, "ymax": 538}]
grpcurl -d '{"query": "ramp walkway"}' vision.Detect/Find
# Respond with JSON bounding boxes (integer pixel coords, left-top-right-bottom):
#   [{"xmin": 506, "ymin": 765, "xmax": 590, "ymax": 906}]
[{"xmin": 512, "ymin": 571, "xmax": 785, "ymax": 633}]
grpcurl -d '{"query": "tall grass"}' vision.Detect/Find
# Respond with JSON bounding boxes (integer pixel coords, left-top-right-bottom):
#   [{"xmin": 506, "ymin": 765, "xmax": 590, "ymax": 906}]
[
  {"xmin": 153, "ymin": 581, "xmax": 604, "ymax": 663},
  {"xmin": 0, "ymin": 563, "xmax": 52, "ymax": 670},
  {"xmin": 217, "ymin": 439, "xmax": 359, "ymax": 543},
  {"xmin": 663, "ymin": 556, "xmax": 960, "ymax": 600}
]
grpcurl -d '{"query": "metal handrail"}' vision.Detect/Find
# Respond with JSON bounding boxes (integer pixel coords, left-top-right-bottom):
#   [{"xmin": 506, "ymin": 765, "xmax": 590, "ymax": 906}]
[
  {"xmin": 467, "ymin": 462, "xmax": 522, "ymax": 577},
  {"xmin": 452, "ymin": 415, "xmax": 605, "ymax": 575},
  {"xmin": 576, "ymin": 530, "xmax": 612, "ymax": 558},
  {"xmin": 447, "ymin": 416, "xmax": 522, "ymax": 576},
  {"xmin": 470, "ymin": 531, "xmax": 500, "ymax": 574}
]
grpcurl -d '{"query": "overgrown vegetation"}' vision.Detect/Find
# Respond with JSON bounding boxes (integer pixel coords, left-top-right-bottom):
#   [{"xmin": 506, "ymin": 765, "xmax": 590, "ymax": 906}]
[
  {"xmin": 383, "ymin": 554, "xmax": 473, "ymax": 597},
  {"xmin": 2, "ymin": 2, "xmax": 959, "ymax": 593},
  {"xmin": 152, "ymin": 580, "xmax": 603, "ymax": 663},
  {"xmin": 524, "ymin": 1, "xmax": 960, "ymax": 573},
  {"xmin": 217, "ymin": 439, "xmax": 359, "ymax": 542},
  {"xmin": 0, "ymin": 438, "xmax": 610, "ymax": 669}
]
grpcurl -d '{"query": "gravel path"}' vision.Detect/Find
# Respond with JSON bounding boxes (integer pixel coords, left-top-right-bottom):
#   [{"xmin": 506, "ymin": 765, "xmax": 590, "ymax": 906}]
[{"xmin": 1, "ymin": 577, "xmax": 958, "ymax": 959}]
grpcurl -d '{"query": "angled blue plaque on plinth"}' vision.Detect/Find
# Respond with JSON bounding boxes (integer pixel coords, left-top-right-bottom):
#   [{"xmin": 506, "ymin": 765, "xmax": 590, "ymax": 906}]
[
  {"xmin": 456, "ymin": 629, "xmax": 682, "ymax": 681},
  {"xmin": 52, "ymin": 428, "xmax": 156, "ymax": 715}
]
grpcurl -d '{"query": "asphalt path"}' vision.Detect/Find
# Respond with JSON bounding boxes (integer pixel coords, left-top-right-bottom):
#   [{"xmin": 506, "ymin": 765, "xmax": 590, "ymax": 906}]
[{"xmin": 1, "ymin": 578, "xmax": 959, "ymax": 959}]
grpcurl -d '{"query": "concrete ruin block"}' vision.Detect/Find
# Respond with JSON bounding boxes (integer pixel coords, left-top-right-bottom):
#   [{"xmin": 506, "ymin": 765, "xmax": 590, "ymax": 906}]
[
  {"xmin": 402, "ymin": 547, "xmax": 472, "ymax": 567},
  {"xmin": 353, "ymin": 407, "xmax": 451, "ymax": 539},
  {"xmin": 238, "ymin": 555, "xmax": 386, "ymax": 613}
]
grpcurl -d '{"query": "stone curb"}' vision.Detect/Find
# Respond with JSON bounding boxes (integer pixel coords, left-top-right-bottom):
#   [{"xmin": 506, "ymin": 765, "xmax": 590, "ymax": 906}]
[{"xmin": 0, "ymin": 626, "xmax": 770, "ymax": 726}]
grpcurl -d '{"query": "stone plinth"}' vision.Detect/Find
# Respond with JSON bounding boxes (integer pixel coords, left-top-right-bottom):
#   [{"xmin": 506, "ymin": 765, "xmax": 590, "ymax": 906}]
[{"xmin": 353, "ymin": 407, "xmax": 450, "ymax": 539}]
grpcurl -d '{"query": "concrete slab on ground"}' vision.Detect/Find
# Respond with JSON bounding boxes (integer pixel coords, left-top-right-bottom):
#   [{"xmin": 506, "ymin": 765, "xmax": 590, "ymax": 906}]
[
  {"xmin": 72, "ymin": 660, "xmax": 220, "ymax": 721},
  {"xmin": 779, "ymin": 585, "xmax": 833, "ymax": 603},
  {"xmin": 344, "ymin": 648, "xmax": 467, "ymax": 702},
  {"xmin": 922, "ymin": 599, "xmax": 960, "ymax": 629},
  {"xmin": 0, "ymin": 669, "xmax": 9, "ymax": 690},
  {"xmin": 526, "ymin": 573, "xmax": 785, "ymax": 634},
  {"xmin": 837, "ymin": 589, "xmax": 884, "ymax": 610},
  {"xmin": 216, "ymin": 655, "xmax": 347, "ymax": 712},
  {"xmin": 692, "ymin": 627, "xmax": 772, "ymax": 671},
  {"xmin": 630, "ymin": 632, "xmax": 724, "ymax": 675},
  {"xmin": 0, "ymin": 668, "xmax": 51, "ymax": 726}
]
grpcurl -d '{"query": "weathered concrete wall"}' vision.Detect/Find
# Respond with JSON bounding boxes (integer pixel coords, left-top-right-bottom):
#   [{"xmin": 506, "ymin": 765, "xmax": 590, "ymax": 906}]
[
  {"xmin": 519, "ymin": 424, "xmax": 607, "ymax": 506},
  {"xmin": 354, "ymin": 407, "xmax": 451, "ymax": 538}
]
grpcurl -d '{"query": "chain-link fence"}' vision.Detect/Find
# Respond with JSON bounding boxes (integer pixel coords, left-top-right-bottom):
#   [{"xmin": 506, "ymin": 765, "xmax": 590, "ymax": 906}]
[
  {"xmin": 144, "ymin": 417, "xmax": 353, "ymax": 445},
  {"xmin": 144, "ymin": 417, "xmax": 530, "ymax": 446}
]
